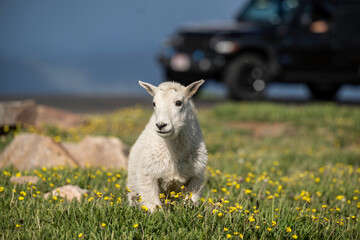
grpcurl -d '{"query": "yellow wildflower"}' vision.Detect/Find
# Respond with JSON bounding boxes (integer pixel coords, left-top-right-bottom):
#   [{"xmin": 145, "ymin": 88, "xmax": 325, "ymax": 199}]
[
  {"xmin": 226, "ymin": 234, "xmax": 232, "ymax": 239},
  {"xmin": 133, "ymin": 224, "xmax": 139, "ymax": 228},
  {"xmin": 141, "ymin": 206, "xmax": 149, "ymax": 212},
  {"xmin": 292, "ymin": 235, "xmax": 298, "ymax": 239},
  {"xmin": 0, "ymin": 187, "xmax": 4, "ymax": 193},
  {"xmin": 101, "ymin": 223, "xmax": 106, "ymax": 228},
  {"xmin": 16, "ymin": 224, "xmax": 21, "ymax": 228},
  {"xmin": 286, "ymin": 227, "xmax": 292, "ymax": 232},
  {"xmin": 336, "ymin": 195, "xmax": 345, "ymax": 201},
  {"xmin": 19, "ymin": 196, "xmax": 24, "ymax": 201},
  {"xmin": 78, "ymin": 233, "xmax": 83, "ymax": 238}
]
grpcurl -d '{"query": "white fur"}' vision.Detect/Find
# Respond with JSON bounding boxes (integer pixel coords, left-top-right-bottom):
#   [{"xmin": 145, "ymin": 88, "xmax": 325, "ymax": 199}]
[{"xmin": 127, "ymin": 80, "xmax": 208, "ymax": 212}]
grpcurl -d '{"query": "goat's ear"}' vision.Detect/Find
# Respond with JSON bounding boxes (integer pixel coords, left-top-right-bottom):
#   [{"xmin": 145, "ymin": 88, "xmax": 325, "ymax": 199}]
[
  {"xmin": 139, "ymin": 80, "xmax": 157, "ymax": 96},
  {"xmin": 185, "ymin": 79, "xmax": 205, "ymax": 99}
]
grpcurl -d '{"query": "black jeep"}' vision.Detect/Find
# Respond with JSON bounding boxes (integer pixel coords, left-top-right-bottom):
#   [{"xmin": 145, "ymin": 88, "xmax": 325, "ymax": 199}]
[{"xmin": 157, "ymin": 0, "xmax": 360, "ymax": 100}]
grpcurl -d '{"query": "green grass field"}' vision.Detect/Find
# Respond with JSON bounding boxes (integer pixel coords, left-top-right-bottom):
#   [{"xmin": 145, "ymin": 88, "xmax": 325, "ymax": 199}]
[{"xmin": 1, "ymin": 102, "xmax": 360, "ymax": 239}]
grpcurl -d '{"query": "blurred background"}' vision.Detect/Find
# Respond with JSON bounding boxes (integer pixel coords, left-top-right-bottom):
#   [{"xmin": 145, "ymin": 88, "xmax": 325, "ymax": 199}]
[{"xmin": 0, "ymin": 0, "xmax": 359, "ymax": 108}]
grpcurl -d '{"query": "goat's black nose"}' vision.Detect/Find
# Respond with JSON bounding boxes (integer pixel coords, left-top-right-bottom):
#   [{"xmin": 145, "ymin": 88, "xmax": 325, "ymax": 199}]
[{"xmin": 156, "ymin": 122, "xmax": 167, "ymax": 130}]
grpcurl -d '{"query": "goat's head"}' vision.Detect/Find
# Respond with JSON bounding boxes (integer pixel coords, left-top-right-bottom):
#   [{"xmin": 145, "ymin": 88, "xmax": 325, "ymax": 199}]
[{"xmin": 139, "ymin": 80, "xmax": 204, "ymax": 138}]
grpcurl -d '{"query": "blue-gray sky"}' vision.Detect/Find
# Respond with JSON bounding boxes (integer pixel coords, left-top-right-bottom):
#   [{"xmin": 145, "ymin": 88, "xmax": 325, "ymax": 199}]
[{"xmin": 0, "ymin": 0, "xmax": 241, "ymax": 58}]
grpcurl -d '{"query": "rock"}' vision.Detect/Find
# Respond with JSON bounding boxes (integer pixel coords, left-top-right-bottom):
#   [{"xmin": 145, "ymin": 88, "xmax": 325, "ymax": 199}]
[
  {"xmin": 10, "ymin": 176, "xmax": 39, "ymax": 184},
  {"xmin": 63, "ymin": 136, "xmax": 129, "ymax": 169},
  {"xmin": 44, "ymin": 185, "xmax": 88, "ymax": 202},
  {"xmin": 0, "ymin": 133, "xmax": 78, "ymax": 170},
  {"xmin": 0, "ymin": 133, "xmax": 128, "ymax": 170},
  {"xmin": 0, "ymin": 100, "xmax": 36, "ymax": 126},
  {"xmin": 35, "ymin": 105, "xmax": 85, "ymax": 129}
]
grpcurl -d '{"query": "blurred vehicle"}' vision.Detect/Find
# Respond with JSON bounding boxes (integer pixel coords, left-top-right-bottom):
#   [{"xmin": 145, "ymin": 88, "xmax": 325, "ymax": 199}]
[{"xmin": 157, "ymin": 0, "xmax": 360, "ymax": 100}]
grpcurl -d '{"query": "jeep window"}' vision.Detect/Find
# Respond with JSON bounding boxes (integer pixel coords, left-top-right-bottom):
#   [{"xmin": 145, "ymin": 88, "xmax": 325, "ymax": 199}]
[
  {"xmin": 238, "ymin": 0, "xmax": 299, "ymax": 24},
  {"xmin": 299, "ymin": 1, "xmax": 334, "ymax": 34}
]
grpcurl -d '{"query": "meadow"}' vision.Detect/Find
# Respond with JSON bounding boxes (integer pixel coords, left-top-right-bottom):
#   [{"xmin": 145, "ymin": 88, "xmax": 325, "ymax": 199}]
[{"xmin": 0, "ymin": 102, "xmax": 359, "ymax": 239}]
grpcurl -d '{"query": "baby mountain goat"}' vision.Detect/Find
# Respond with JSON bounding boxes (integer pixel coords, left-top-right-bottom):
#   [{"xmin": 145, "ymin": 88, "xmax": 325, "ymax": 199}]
[{"xmin": 127, "ymin": 80, "xmax": 208, "ymax": 212}]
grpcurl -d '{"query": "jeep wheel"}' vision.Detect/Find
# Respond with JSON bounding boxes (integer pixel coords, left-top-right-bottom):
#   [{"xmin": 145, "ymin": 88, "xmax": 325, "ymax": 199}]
[
  {"xmin": 225, "ymin": 54, "xmax": 269, "ymax": 100},
  {"xmin": 308, "ymin": 83, "xmax": 340, "ymax": 101}
]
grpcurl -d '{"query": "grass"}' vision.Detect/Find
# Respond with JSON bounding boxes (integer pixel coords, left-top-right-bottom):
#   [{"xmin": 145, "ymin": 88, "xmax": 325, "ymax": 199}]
[{"xmin": 0, "ymin": 102, "xmax": 359, "ymax": 239}]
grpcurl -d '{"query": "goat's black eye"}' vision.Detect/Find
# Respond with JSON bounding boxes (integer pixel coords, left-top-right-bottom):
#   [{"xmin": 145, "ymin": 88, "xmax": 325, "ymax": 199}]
[
  {"xmin": 152, "ymin": 101, "xmax": 156, "ymax": 107},
  {"xmin": 175, "ymin": 100, "xmax": 182, "ymax": 107}
]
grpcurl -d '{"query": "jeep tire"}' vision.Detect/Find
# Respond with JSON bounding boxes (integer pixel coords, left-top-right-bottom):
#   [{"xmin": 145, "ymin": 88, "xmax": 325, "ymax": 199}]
[{"xmin": 225, "ymin": 54, "xmax": 269, "ymax": 100}]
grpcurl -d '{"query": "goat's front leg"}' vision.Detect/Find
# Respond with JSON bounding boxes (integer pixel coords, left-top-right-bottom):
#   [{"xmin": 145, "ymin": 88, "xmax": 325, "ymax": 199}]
[
  {"xmin": 138, "ymin": 176, "xmax": 162, "ymax": 213},
  {"xmin": 186, "ymin": 176, "xmax": 204, "ymax": 203}
]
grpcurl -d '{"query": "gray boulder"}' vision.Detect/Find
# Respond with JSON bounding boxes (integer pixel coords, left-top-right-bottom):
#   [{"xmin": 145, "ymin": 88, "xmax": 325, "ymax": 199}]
[
  {"xmin": 63, "ymin": 136, "xmax": 129, "ymax": 169},
  {"xmin": 0, "ymin": 100, "xmax": 36, "ymax": 126},
  {"xmin": 44, "ymin": 185, "xmax": 88, "ymax": 202},
  {"xmin": 0, "ymin": 133, "xmax": 78, "ymax": 170}
]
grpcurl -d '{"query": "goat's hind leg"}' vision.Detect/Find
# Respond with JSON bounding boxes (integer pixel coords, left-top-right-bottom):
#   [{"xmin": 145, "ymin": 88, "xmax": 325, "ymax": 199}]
[{"xmin": 186, "ymin": 176, "xmax": 204, "ymax": 203}]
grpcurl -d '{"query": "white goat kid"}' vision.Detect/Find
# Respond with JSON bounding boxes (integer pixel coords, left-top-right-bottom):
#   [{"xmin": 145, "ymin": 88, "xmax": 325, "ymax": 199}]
[{"xmin": 127, "ymin": 80, "xmax": 208, "ymax": 212}]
